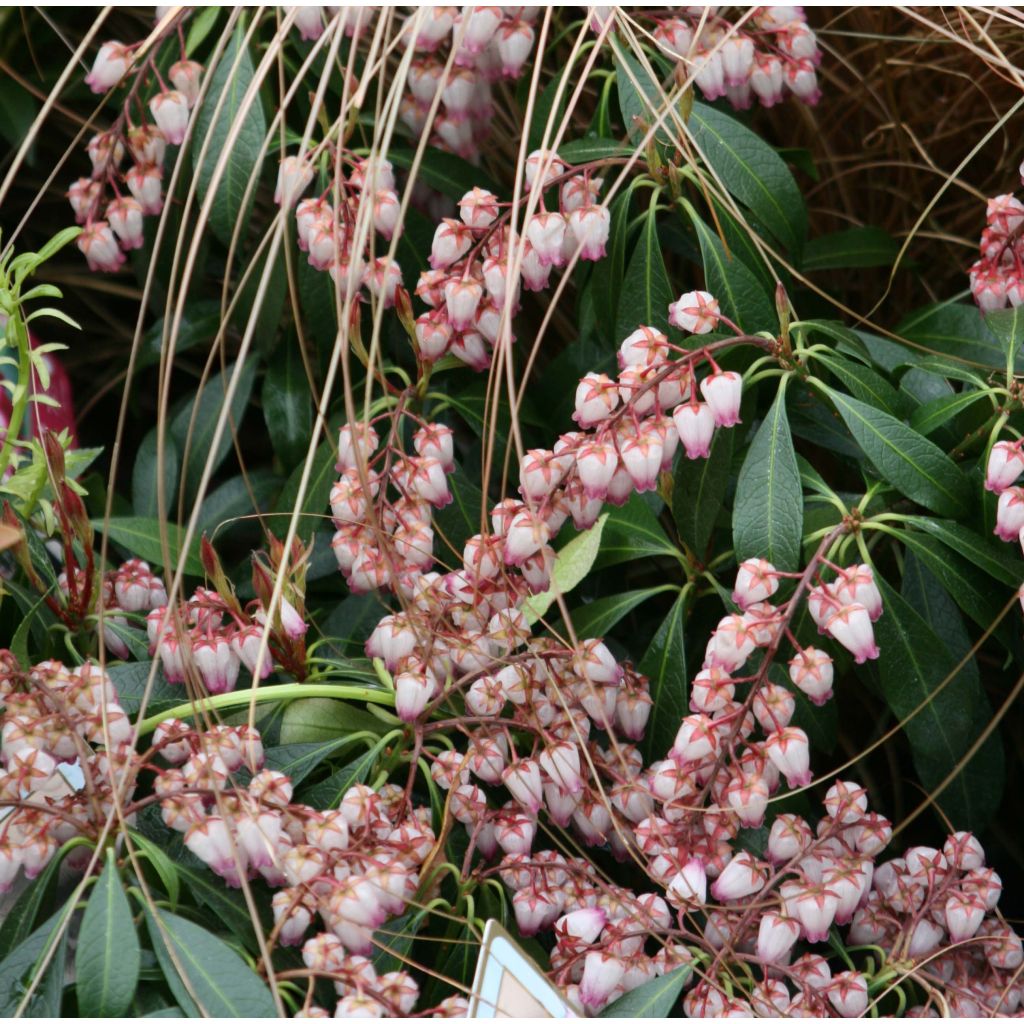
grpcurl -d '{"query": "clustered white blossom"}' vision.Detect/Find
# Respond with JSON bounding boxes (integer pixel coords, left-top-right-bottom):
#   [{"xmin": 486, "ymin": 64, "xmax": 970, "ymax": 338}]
[
  {"xmin": 72, "ymin": 30, "xmax": 202, "ymax": 272},
  {"xmin": 970, "ymin": 162, "xmax": 1024, "ymax": 311},
  {"xmin": 644, "ymin": 5, "xmax": 823, "ymax": 110},
  {"xmin": 289, "ymin": 7, "xmax": 540, "ymax": 162}
]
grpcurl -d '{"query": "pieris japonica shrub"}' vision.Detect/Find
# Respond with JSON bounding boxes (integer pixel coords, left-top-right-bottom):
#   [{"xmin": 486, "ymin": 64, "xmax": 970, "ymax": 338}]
[{"xmin": 1, "ymin": 5, "xmax": 1022, "ymax": 1019}]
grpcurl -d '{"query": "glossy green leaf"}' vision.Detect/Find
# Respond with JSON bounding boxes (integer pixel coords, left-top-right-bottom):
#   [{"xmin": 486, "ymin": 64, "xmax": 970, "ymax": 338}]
[
  {"xmin": 733, "ymin": 385, "xmax": 802, "ymax": 570},
  {"xmin": 593, "ymin": 494, "xmax": 678, "ymax": 569},
  {"xmin": 262, "ymin": 338, "xmax": 313, "ymax": 466},
  {"xmin": 273, "ymin": 437, "xmax": 335, "ymax": 544},
  {"xmin": 145, "ymin": 907, "xmax": 276, "ymax": 1017},
  {"xmin": 875, "ymin": 581, "xmax": 1004, "ymax": 831},
  {"xmin": 600, "ymin": 964, "xmax": 691, "ymax": 1017},
  {"xmin": 170, "ymin": 359, "xmax": 256, "ymax": 503},
  {"xmin": 821, "ymin": 385, "xmax": 970, "ymax": 516},
  {"xmin": 132, "ymin": 428, "xmax": 180, "ymax": 520},
  {"xmin": 985, "ymin": 305, "xmax": 1024, "ymax": 370},
  {"xmin": 897, "ymin": 301, "xmax": 1014, "ymax": 373},
  {"xmin": 278, "ymin": 697, "xmax": 386, "ymax": 746},
  {"xmin": 900, "ymin": 518, "xmax": 1019, "ymax": 587},
  {"xmin": 95, "ymin": 516, "xmax": 203, "ymax": 576},
  {"xmin": 107, "ymin": 660, "xmax": 182, "ymax": 717},
  {"xmin": 193, "ymin": 28, "xmax": 267, "ymax": 246},
  {"xmin": 638, "ymin": 590, "xmax": 688, "ymax": 760},
  {"xmin": 262, "ymin": 734, "xmax": 370, "ymax": 786},
  {"xmin": 810, "ymin": 350, "xmax": 905, "ymax": 419},
  {"xmin": 197, "ymin": 468, "xmax": 280, "ymax": 535},
  {"xmin": 564, "ymin": 584, "xmax": 674, "ymax": 637},
  {"xmin": 389, "ymin": 146, "xmax": 501, "ymax": 201},
  {"xmin": 433, "ymin": 469, "xmax": 484, "ymax": 557},
  {"xmin": 690, "ymin": 100, "xmax": 807, "ymax": 255},
  {"xmin": 613, "ymin": 42, "xmax": 671, "ymax": 144},
  {"xmin": 0, "ymin": 910, "xmax": 70, "ymax": 1016},
  {"xmin": 614, "ymin": 192, "xmax": 674, "ymax": 341},
  {"xmin": 77, "ymin": 853, "xmax": 140, "ymax": 1017},
  {"xmin": 589, "ymin": 184, "xmax": 642, "ymax": 345},
  {"xmin": 908, "ymin": 390, "xmax": 989, "ymax": 436},
  {"xmin": 558, "ymin": 138, "xmax": 631, "ymax": 162},
  {"xmin": 524, "ymin": 513, "xmax": 607, "ymax": 623},
  {"xmin": 672, "ymin": 426, "xmax": 733, "ymax": 555},
  {"xmin": 802, "ymin": 226, "xmax": 899, "ymax": 270},
  {"xmin": 683, "ymin": 202, "xmax": 776, "ymax": 334},
  {"xmin": 138, "ymin": 300, "xmax": 221, "ymax": 369},
  {"xmin": 129, "ymin": 829, "xmax": 181, "ymax": 907},
  {"xmin": 300, "ymin": 732, "xmax": 393, "ymax": 808}
]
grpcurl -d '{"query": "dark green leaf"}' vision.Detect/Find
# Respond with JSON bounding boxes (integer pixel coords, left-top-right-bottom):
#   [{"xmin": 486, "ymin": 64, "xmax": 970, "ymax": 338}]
[
  {"xmin": 0, "ymin": 910, "xmax": 69, "ymax": 1016},
  {"xmin": 559, "ymin": 138, "xmax": 631, "ymax": 162},
  {"xmin": 733, "ymin": 385, "xmax": 802, "ymax": 570},
  {"xmin": 389, "ymin": 147, "xmax": 501, "ymax": 201},
  {"xmin": 672, "ymin": 426, "xmax": 733, "ymax": 555},
  {"xmin": 821, "ymin": 385, "xmax": 970, "ymax": 516},
  {"xmin": 138, "ymin": 300, "xmax": 221, "ymax": 370},
  {"xmin": 129, "ymin": 829, "xmax": 181, "ymax": 908},
  {"xmin": 372, "ymin": 907, "xmax": 432, "ymax": 974},
  {"xmin": 908, "ymin": 390, "xmax": 989, "ymax": 436},
  {"xmin": 613, "ymin": 42, "xmax": 671, "ymax": 145},
  {"xmin": 170, "ymin": 359, "xmax": 256, "ymax": 504},
  {"xmin": 0, "ymin": 840, "xmax": 70, "ymax": 957},
  {"xmin": 875, "ymin": 581, "xmax": 1004, "ymax": 831},
  {"xmin": 301, "ymin": 733, "xmax": 392, "ymax": 808},
  {"xmin": 600, "ymin": 965, "xmax": 691, "ymax": 1017},
  {"xmin": 197, "ymin": 468, "xmax": 280, "ymax": 535},
  {"xmin": 175, "ymin": 864, "xmax": 262, "ymax": 953},
  {"xmin": 145, "ymin": 907, "xmax": 276, "ymax": 1017},
  {"xmin": 108, "ymin": 660, "xmax": 182, "ymax": 717},
  {"xmin": 589, "ymin": 185, "xmax": 641, "ymax": 344},
  {"xmin": 984, "ymin": 305, "xmax": 1024, "ymax": 370},
  {"xmin": 264, "ymin": 734, "xmax": 375, "ymax": 787},
  {"xmin": 900, "ymin": 518, "xmax": 1020, "ymax": 587},
  {"xmin": 193, "ymin": 28, "xmax": 267, "ymax": 246},
  {"xmin": 683, "ymin": 202, "xmax": 776, "ymax": 334},
  {"xmin": 77, "ymin": 853, "xmax": 140, "ymax": 1017},
  {"xmin": 690, "ymin": 101, "xmax": 807, "ymax": 255},
  {"xmin": 132, "ymin": 428, "xmax": 180, "ymax": 520},
  {"xmin": 802, "ymin": 226, "xmax": 899, "ymax": 270},
  {"xmin": 897, "ymin": 301, "xmax": 1014, "ymax": 373},
  {"xmin": 564, "ymin": 585, "xmax": 672, "ymax": 636},
  {"xmin": 593, "ymin": 494, "xmax": 678, "ymax": 569},
  {"xmin": 273, "ymin": 436, "xmax": 335, "ymax": 544},
  {"xmin": 94, "ymin": 517, "xmax": 203, "ymax": 576},
  {"xmin": 262, "ymin": 338, "xmax": 313, "ymax": 466},
  {"xmin": 614, "ymin": 194, "xmax": 674, "ymax": 341},
  {"xmin": 433, "ymin": 470, "xmax": 483, "ymax": 557},
  {"xmin": 810, "ymin": 351, "xmax": 905, "ymax": 419},
  {"xmin": 638, "ymin": 590, "xmax": 688, "ymax": 760},
  {"xmin": 527, "ymin": 68, "xmax": 569, "ymax": 152}
]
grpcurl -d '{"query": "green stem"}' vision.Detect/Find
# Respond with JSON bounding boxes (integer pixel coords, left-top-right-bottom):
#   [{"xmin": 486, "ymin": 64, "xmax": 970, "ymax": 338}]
[
  {"xmin": 137, "ymin": 683, "xmax": 394, "ymax": 736},
  {"xmin": 0, "ymin": 310, "xmax": 31, "ymax": 481}
]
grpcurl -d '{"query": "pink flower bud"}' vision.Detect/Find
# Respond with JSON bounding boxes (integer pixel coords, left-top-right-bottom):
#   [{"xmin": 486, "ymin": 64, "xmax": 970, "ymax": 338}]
[
  {"xmin": 673, "ymin": 401, "xmax": 716, "ymax": 459},
  {"xmin": 573, "ymin": 372, "xmax": 619, "ymax": 428},
  {"xmin": 524, "ymin": 148, "xmax": 566, "ymax": 192},
  {"xmin": 669, "ymin": 290, "xmax": 720, "ymax": 334},
  {"xmin": 372, "ymin": 188, "xmax": 401, "ymax": 239},
  {"xmin": 567, "ymin": 205, "xmax": 610, "ymax": 261},
  {"xmin": 711, "ymin": 850, "xmax": 767, "ymax": 901},
  {"xmin": 756, "ymin": 911, "xmax": 800, "ymax": 964},
  {"xmin": 444, "ymin": 277, "xmax": 484, "ymax": 331},
  {"xmin": 77, "ymin": 222, "xmax": 126, "ymax": 273},
  {"xmin": 526, "ymin": 211, "xmax": 567, "ymax": 266},
  {"xmin": 429, "ymin": 218, "xmax": 473, "ymax": 269},
  {"xmin": 68, "ymin": 178, "xmax": 102, "ymax": 224},
  {"xmin": 458, "ymin": 186, "xmax": 499, "ymax": 229},
  {"xmin": 125, "ymin": 163, "xmax": 163, "ymax": 215},
  {"xmin": 764, "ymin": 726, "xmax": 812, "ymax": 787},
  {"xmin": 699, "ymin": 370, "xmax": 742, "ymax": 427},
  {"xmin": 786, "ymin": 58, "xmax": 821, "ymax": 104},
  {"xmin": 169, "ymin": 59, "xmax": 203, "ymax": 107},
  {"xmin": 667, "ymin": 858, "xmax": 707, "ymax": 906},
  {"xmin": 395, "ymin": 670, "xmax": 433, "ymax": 722},
  {"xmin": 290, "ymin": 5, "xmax": 325, "ymax": 40},
  {"xmin": 502, "ymin": 507, "xmax": 549, "ymax": 565},
  {"xmin": 720, "ymin": 35, "xmax": 755, "ymax": 86},
  {"xmin": 106, "ymin": 197, "xmax": 145, "ymax": 250},
  {"xmin": 86, "ymin": 41, "xmax": 131, "ymax": 93},
  {"xmin": 149, "ymin": 89, "xmax": 190, "ymax": 146},
  {"xmin": 828, "ymin": 971, "xmax": 868, "ymax": 1018},
  {"xmin": 986, "ymin": 440, "xmax": 1024, "ymax": 493},
  {"xmin": 275, "ymin": 156, "xmax": 314, "ymax": 208},
  {"xmin": 767, "ymin": 813, "xmax": 813, "ymax": 864},
  {"xmin": 186, "ymin": 816, "xmax": 242, "ymax": 885},
  {"xmin": 496, "ymin": 20, "xmax": 535, "ymax": 77},
  {"xmin": 826, "ymin": 602, "xmax": 879, "ymax": 663},
  {"xmin": 671, "ymin": 714, "xmax": 718, "ymax": 763},
  {"xmin": 694, "ymin": 48, "xmax": 726, "ymax": 101},
  {"xmin": 415, "ymin": 309, "xmax": 453, "ymax": 362},
  {"xmin": 539, "ymin": 741, "xmax": 582, "ymax": 794},
  {"xmin": 579, "ymin": 950, "xmax": 625, "ymax": 1011},
  {"xmin": 944, "ymin": 891, "xmax": 985, "ymax": 943},
  {"xmin": 732, "ymin": 558, "xmax": 779, "ymax": 609},
  {"xmin": 788, "ymin": 646, "xmax": 834, "ymax": 705},
  {"xmin": 996, "ymin": 486, "xmax": 1024, "ymax": 541},
  {"xmin": 192, "ymin": 635, "xmax": 240, "ymax": 695}
]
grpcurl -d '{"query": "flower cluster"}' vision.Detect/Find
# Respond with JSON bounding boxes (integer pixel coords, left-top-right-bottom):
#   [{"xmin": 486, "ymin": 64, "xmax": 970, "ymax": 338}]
[
  {"xmin": 330, "ymin": 418, "xmax": 454, "ymax": 595},
  {"xmin": 415, "ymin": 156, "xmax": 609, "ymax": 370},
  {"xmin": 147, "ymin": 547, "xmax": 309, "ymax": 694},
  {"xmin": 153, "ymin": 717, "xmax": 446, "ymax": 1018},
  {"xmin": 0, "ymin": 657, "xmax": 134, "ymax": 892},
  {"xmin": 397, "ymin": 6, "xmax": 540, "ymax": 160},
  {"xmin": 647, "ymin": 5, "xmax": 823, "ymax": 110},
  {"xmin": 88, "ymin": 557, "xmax": 168, "ymax": 661},
  {"xmin": 969, "ymin": 163, "xmax": 1024, "ymax": 311},
  {"xmin": 72, "ymin": 31, "xmax": 202, "ymax": 271},
  {"xmin": 280, "ymin": 153, "xmax": 406, "ymax": 309}
]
